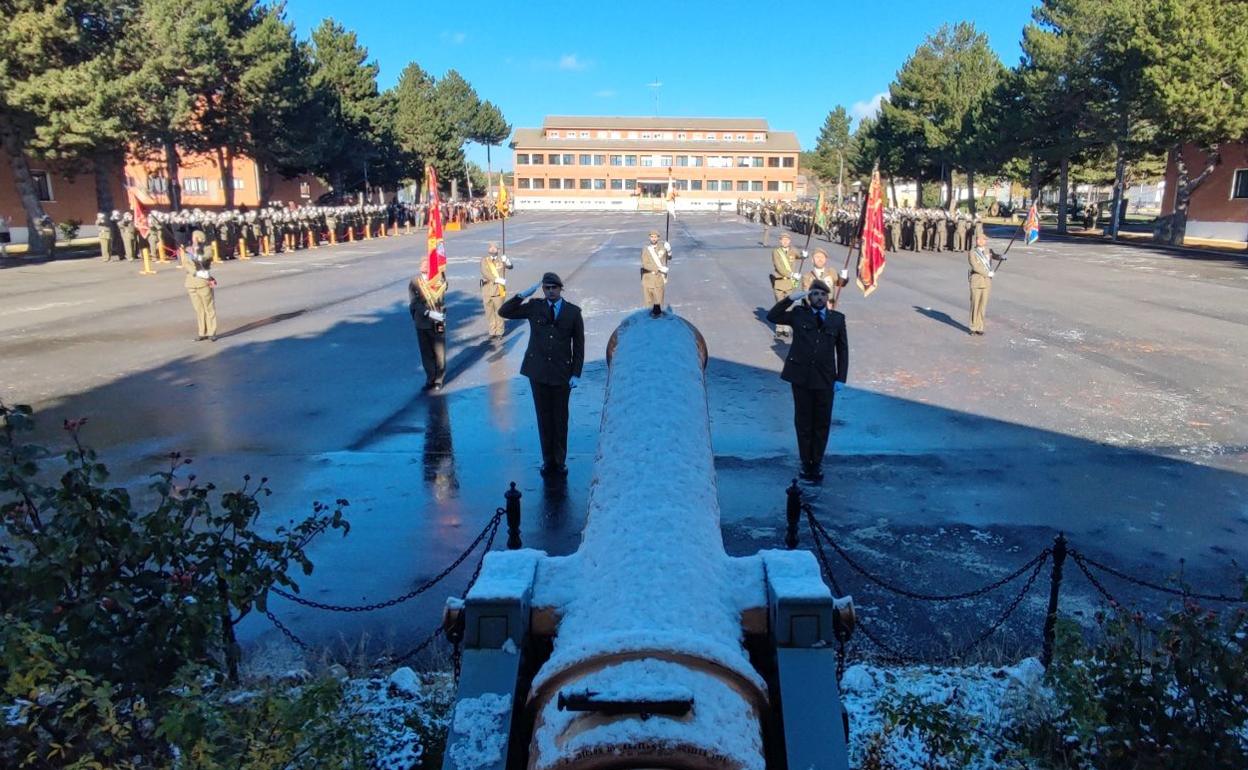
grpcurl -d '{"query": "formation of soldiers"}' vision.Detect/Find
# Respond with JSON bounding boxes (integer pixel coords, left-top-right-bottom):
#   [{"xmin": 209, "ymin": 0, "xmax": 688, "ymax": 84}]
[
  {"xmin": 739, "ymin": 198, "xmax": 986, "ymax": 254},
  {"xmin": 96, "ymin": 199, "xmax": 508, "ymax": 263}
]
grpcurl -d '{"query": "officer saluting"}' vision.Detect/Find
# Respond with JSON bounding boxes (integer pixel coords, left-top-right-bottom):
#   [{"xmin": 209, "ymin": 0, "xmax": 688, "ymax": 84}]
[
  {"xmin": 479, "ymin": 241, "xmax": 512, "ymax": 339},
  {"xmin": 766, "ymin": 279, "xmax": 848, "ymax": 482},
  {"xmin": 499, "ymin": 272, "xmax": 585, "ymax": 478},
  {"xmin": 640, "ymin": 230, "xmax": 671, "ymax": 309}
]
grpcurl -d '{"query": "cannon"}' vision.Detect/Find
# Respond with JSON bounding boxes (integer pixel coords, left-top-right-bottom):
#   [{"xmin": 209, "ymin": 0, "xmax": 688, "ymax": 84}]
[{"xmin": 442, "ymin": 310, "xmax": 854, "ymax": 770}]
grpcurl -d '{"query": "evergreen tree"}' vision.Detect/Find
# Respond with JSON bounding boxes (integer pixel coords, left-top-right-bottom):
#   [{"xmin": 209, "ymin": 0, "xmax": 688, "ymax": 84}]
[
  {"xmin": 471, "ymin": 100, "xmax": 511, "ymax": 179},
  {"xmin": 812, "ymin": 107, "xmax": 852, "ymax": 203},
  {"xmin": 392, "ymin": 62, "xmax": 463, "ymax": 196},
  {"xmin": 308, "ymin": 19, "xmax": 383, "ymax": 195}
]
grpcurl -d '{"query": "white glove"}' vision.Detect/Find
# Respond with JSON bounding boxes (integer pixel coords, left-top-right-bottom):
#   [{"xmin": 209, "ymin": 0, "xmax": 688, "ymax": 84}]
[
  {"xmin": 663, "ymin": 241, "xmax": 671, "ymax": 252},
  {"xmin": 801, "ymin": 250, "xmax": 809, "ymax": 259},
  {"xmin": 427, "ymin": 310, "xmax": 445, "ymax": 322},
  {"xmin": 501, "ymin": 254, "xmax": 512, "ymax": 267},
  {"xmin": 988, "ymin": 270, "xmax": 995, "ymax": 278},
  {"xmin": 787, "ymin": 289, "xmax": 808, "ymax": 302},
  {"xmin": 839, "ymin": 269, "xmax": 849, "ymax": 280},
  {"xmin": 496, "ymin": 277, "xmax": 507, "ymax": 286},
  {"xmin": 791, "ymin": 272, "xmax": 801, "ymax": 281},
  {"xmin": 658, "ymin": 265, "xmax": 669, "ymax": 274},
  {"xmin": 569, "ymin": 376, "xmax": 579, "ymax": 388},
  {"xmin": 519, "ymin": 282, "xmax": 539, "ymax": 298}
]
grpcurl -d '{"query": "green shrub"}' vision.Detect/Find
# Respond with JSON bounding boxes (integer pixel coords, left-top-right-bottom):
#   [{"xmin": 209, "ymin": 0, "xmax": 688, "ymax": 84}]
[{"xmin": 57, "ymin": 220, "xmax": 81, "ymax": 241}]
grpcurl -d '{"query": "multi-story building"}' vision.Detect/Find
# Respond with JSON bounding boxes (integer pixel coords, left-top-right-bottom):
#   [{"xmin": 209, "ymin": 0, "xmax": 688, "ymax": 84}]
[{"xmin": 511, "ymin": 116, "xmax": 800, "ymax": 211}]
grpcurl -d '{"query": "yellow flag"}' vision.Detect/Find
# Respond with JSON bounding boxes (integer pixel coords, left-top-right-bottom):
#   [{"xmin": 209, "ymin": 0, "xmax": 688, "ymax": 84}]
[{"xmin": 497, "ymin": 175, "xmax": 510, "ymax": 218}]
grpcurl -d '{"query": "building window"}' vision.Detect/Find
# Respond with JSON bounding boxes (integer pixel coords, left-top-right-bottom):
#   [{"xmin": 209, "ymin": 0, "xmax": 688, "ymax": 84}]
[
  {"xmin": 658, "ymin": 155, "xmax": 672, "ymax": 167},
  {"xmin": 579, "ymin": 178, "xmax": 592, "ymax": 189},
  {"xmin": 736, "ymin": 134, "xmax": 746, "ymax": 141},
  {"xmin": 767, "ymin": 181, "xmax": 779, "ymax": 192},
  {"xmin": 579, "ymin": 131, "xmax": 590, "ymax": 138},
  {"xmin": 610, "ymin": 179, "xmax": 623, "ymax": 190},
  {"xmin": 298, "ymin": 181, "xmax": 309, "ymax": 197},
  {"xmin": 183, "ymin": 177, "xmax": 209, "ymax": 195},
  {"xmin": 29, "ymin": 171, "xmax": 53, "ymax": 202},
  {"xmin": 625, "ymin": 155, "xmax": 637, "ymax": 166},
  {"xmin": 753, "ymin": 157, "xmax": 764, "ymax": 168},
  {"xmin": 677, "ymin": 133, "xmax": 686, "ymax": 140},
  {"xmin": 641, "ymin": 156, "xmax": 654, "ymax": 167},
  {"xmin": 751, "ymin": 181, "xmax": 764, "ymax": 192},
  {"xmin": 782, "ymin": 157, "xmax": 795, "ymax": 168},
  {"xmin": 782, "ymin": 181, "xmax": 793, "ymax": 192},
  {"xmin": 532, "ymin": 178, "xmax": 545, "ymax": 189},
  {"xmin": 707, "ymin": 180, "xmax": 719, "ymax": 191},
  {"xmin": 722, "ymin": 180, "xmax": 733, "ymax": 190},
  {"xmin": 675, "ymin": 156, "xmax": 689, "ymax": 167},
  {"xmin": 517, "ymin": 154, "xmax": 529, "ymax": 165},
  {"xmin": 147, "ymin": 176, "xmax": 168, "ymax": 195},
  {"xmin": 610, "ymin": 155, "xmax": 623, "ymax": 166},
  {"xmin": 690, "ymin": 179, "xmax": 702, "ymax": 191},
  {"xmin": 594, "ymin": 155, "xmax": 606, "ymax": 166},
  {"xmin": 593, "ymin": 178, "xmax": 606, "ymax": 190},
  {"xmin": 519, "ymin": 178, "xmax": 532, "ymax": 189},
  {"xmin": 562, "ymin": 154, "xmax": 574, "ymax": 164},
  {"xmin": 547, "ymin": 131, "xmax": 560, "ymax": 138},
  {"xmin": 564, "ymin": 178, "xmax": 574, "ymax": 189},
  {"xmin": 1233, "ymin": 169, "xmax": 1248, "ymax": 199},
  {"xmin": 767, "ymin": 156, "xmax": 780, "ymax": 168},
  {"xmin": 531, "ymin": 153, "xmax": 544, "ymax": 164},
  {"xmin": 673, "ymin": 179, "xmax": 689, "ymax": 191},
  {"xmin": 737, "ymin": 157, "xmax": 751, "ymax": 168},
  {"xmin": 550, "ymin": 179, "xmax": 562, "ymax": 190},
  {"xmin": 753, "ymin": 133, "xmax": 765, "ymax": 142},
  {"xmin": 736, "ymin": 181, "xmax": 750, "ymax": 192},
  {"xmin": 691, "ymin": 156, "xmax": 703, "ymax": 167},
  {"xmin": 549, "ymin": 155, "xmax": 562, "ymax": 166},
  {"xmin": 580, "ymin": 154, "xmax": 592, "ymax": 165},
  {"xmin": 624, "ymin": 179, "xmax": 636, "ymax": 190}
]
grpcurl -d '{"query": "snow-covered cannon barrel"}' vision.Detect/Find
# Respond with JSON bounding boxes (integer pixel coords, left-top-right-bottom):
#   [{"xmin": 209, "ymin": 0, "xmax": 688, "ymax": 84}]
[{"xmin": 441, "ymin": 309, "xmax": 854, "ymax": 770}]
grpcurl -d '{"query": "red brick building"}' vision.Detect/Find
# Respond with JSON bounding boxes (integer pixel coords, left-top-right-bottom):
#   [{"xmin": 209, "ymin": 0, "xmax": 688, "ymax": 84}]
[
  {"xmin": 1161, "ymin": 142, "xmax": 1248, "ymax": 244},
  {"xmin": 511, "ymin": 116, "xmax": 801, "ymax": 211}
]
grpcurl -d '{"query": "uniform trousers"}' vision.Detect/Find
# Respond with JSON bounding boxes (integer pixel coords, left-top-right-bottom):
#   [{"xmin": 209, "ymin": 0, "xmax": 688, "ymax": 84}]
[
  {"xmin": 969, "ymin": 283, "xmax": 991, "ymax": 333},
  {"xmin": 187, "ymin": 286, "xmax": 217, "ymax": 337},
  {"xmin": 642, "ymin": 275, "xmax": 665, "ymax": 308},
  {"xmin": 791, "ymin": 384, "xmax": 835, "ymax": 469},
  {"xmin": 530, "ymin": 381, "xmax": 571, "ymax": 468},
  {"xmin": 416, "ymin": 326, "xmax": 446, "ymax": 386},
  {"xmin": 483, "ymin": 295, "xmax": 505, "ymax": 337}
]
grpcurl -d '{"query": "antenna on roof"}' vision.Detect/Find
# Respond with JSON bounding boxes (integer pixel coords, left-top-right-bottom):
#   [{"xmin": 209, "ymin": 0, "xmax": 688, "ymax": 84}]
[{"xmin": 646, "ymin": 78, "xmax": 662, "ymax": 116}]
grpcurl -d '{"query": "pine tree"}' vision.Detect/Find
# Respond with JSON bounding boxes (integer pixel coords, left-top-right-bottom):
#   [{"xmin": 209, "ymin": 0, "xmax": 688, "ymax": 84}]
[
  {"xmin": 308, "ymin": 19, "xmax": 384, "ymax": 195},
  {"xmin": 471, "ymin": 100, "xmax": 511, "ymax": 180},
  {"xmin": 812, "ymin": 107, "xmax": 851, "ymax": 204}
]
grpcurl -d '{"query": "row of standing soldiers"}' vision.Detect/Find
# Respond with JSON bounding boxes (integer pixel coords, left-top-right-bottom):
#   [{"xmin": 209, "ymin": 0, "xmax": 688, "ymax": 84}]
[
  {"xmin": 96, "ymin": 199, "xmax": 508, "ymax": 262},
  {"xmin": 743, "ymin": 198, "xmax": 986, "ymax": 253}
]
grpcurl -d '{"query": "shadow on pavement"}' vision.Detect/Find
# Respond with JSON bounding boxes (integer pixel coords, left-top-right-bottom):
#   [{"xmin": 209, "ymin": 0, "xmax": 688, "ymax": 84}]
[{"xmin": 913, "ymin": 305, "xmax": 971, "ymax": 335}]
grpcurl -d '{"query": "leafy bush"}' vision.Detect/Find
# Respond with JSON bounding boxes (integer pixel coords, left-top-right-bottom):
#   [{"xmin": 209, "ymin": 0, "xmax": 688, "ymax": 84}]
[
  {"xmin": 0, "ymin": 403, "xmax": 360, "ymax": 766},
  {"xmin": 1013, "ymin": 605, "xmax": 1248, "ymax": 769},
  {"xmin": 57, "ymin": 220, "xmax": 81, "ymax": 241}
]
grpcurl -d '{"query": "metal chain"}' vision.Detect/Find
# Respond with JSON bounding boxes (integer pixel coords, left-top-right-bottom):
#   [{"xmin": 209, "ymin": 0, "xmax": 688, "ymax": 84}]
[
  {"xmin": 805, "ymin": 508, "xmax": 844, "ymax": 596},
  {"xmin": 1070, "ymin": 548, "xmax": 1246, "ymax": 604},
  {"xmin": 1070, "ymin": 551, "xmax": 1124, "ymax": 609},
  {"xmin": 392, "ymin": 626, "xmax": 445, "ymax": 665},
  {"xmin": 946, "ymin": 549, "xmax": 1049, "ymax": 661},
  {"xmin": 271, "ymin": 509, "xmax": 505, "ymax": 612},
  {"xmin": 264, "ymin": 609, "xmax": 310, "ymax": 650},
  {"xmin": 806, "ymin": 506, "xmax": 1050, "ymax": 602}
]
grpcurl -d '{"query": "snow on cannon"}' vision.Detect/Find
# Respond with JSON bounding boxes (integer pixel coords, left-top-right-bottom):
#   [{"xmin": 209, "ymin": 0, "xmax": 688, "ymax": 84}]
[{"xmin": 441, "ymin": 309, "xmax": 855, "ymax": 770}]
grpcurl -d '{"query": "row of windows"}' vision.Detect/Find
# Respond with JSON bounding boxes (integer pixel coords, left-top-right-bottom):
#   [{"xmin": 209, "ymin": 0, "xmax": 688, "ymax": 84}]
[
  {"xmin": 143, "ymin": 176, "xmax": 245, "ymax": 196},
  {"xmin": 545, "ymin": 129, "xmax": 767, "ymax": 143},
  {"xmin": 515, "ymin": 178, "xmax": 794, "ymax": 192},
  {"xmin": 517, "ymin": 153, "xmax": 795, "ymax": 169}
]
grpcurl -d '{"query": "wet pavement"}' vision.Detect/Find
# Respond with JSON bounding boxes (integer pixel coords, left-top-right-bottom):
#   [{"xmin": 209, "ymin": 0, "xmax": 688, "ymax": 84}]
[{"xmin": 3, "ymin": 212, "xmax": 1247, "ymax": 662}]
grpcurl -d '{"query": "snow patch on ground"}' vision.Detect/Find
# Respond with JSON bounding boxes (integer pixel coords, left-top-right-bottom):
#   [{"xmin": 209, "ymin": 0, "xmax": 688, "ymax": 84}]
[{"xmin": 446, "ymin": 692, "xmax": 511, "ymax": 770}]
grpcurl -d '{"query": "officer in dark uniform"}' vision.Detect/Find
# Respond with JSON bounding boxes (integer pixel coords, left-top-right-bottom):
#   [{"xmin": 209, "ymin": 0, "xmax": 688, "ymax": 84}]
[
  {"xmin": 766, "ymin": 278, "xmax": 849, "ymax": 482},
  {"xmin": 408, "ymin": 261, "xmax": 448, "ymax": 390},
  {"xmin": 498, "ymin": 271, "xmax": 585, "ymax": 478}
]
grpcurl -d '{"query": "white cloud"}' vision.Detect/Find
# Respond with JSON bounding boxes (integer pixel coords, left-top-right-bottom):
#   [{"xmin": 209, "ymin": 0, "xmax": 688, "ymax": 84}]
[
  {"xmin": 440, "ymin": 31, "xmax": 467, "ymax": 44},
  {"xmin": 558, "ymin": 54, "xmax": 587, "ymax": 71},
  {"xmin": 594, "ymin": 89, "xmax": 616, "ymax": 98},
  {"xmin": 851, "ymin": 92, "xmax": 888, "ymax": 123}
]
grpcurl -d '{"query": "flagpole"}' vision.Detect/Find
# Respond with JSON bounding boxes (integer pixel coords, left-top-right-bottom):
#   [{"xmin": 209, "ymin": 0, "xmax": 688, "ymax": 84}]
[{"xmin": 992, "ymin": 216, "xmax": 1027, "ymax": 271}]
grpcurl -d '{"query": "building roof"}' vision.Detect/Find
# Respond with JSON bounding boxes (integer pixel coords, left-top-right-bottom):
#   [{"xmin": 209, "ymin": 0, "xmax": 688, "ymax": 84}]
[
  {"xmin": 512, "ymin": 128, "xmax": 800, "ymax": 154},
  {"xmin": 542, "ymin": 116, "xmax": 769, "ymax": 131}
]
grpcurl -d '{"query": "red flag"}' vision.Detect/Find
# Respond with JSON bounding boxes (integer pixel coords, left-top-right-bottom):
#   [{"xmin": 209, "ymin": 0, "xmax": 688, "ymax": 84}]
[
  {"xmin": 127, "ymin": 188, "xmax": 151, "ymax": 240},
  {"xmin": 425, "ymin": 165, "xmax": 445, "ymax": 279},
  {"xmin": 856, "ymin": 167, "xmax": 886, "ymax": 297}
]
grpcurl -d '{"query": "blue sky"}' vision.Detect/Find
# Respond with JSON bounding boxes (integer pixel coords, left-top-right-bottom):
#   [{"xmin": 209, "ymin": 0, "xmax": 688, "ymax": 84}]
[{"xmin": 285, "ymin": 0, "xmax": 1038, "ymax": 172}]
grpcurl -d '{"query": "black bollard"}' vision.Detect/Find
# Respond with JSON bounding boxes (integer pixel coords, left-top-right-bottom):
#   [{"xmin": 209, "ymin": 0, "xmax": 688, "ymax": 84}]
[
  {"xmin": 505, "ymin": 482, "xmax": 523, "ymax": 550},
  {"xmin": 784, "ymin": 479, "xmax": 802, "ymax": 550},
  {"xmin": 1041, "ymin": 532, "xmax": 1068, "ymax": 669}
]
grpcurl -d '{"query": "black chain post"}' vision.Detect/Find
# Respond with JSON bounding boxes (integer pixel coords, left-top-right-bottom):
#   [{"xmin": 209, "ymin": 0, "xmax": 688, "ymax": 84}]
[
  {"xmin": 505, "ymin": 482, "xmax": 523, "ymax": 550},
  {"xmin": 1041, "ymin": 532, "xmax": 1068, "ymax": 669},
  {"xmin": 784, "ymin": 479, "xmax": 802, "ymax": 549}
]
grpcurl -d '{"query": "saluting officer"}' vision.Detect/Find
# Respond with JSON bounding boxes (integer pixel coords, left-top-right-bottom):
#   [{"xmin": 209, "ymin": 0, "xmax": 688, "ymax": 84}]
[
  {"xmin": 766, "ymin": 279, "xmax": 848, "ymax": 482},
  {"xmin": 640, "ymin": 230, "xmax": 672, "ymax": 308},
  {"xmin": 769, "ymin": 232, "xmax": 805, "ymax": 340},
  {"xmin": 498, "ymin": 272, "xmax": 585, "ymax": 479},
  {"xmin": 480, "ymin": 242, "xmax": 512, "ymax": 339}
]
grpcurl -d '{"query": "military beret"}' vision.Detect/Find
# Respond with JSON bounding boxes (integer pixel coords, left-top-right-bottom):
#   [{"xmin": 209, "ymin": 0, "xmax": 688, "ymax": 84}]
[
  {"xmin": 541, "ymin": 271, "xmax": 563, "ymax": 287},
  {"xmin": 812, "ymin": 247, "xmax": 828, "ymax": 258},
  {"xmin": 648, "ymin": 230, "xmax": 660, "ymax": 237},
  {"xmin": 779, "ymin": 232, "xmax": 791, "ymax": 239},
  {"xmin": 808, "ymin": 279, "xmax": 832, "ymax": 294}
]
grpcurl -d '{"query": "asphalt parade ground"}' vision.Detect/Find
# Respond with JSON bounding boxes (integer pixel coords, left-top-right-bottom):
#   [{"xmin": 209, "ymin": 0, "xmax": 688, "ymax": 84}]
[{"xmin": 3, "ymin": 211, "xmax": 1246, "ymax": 662}]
